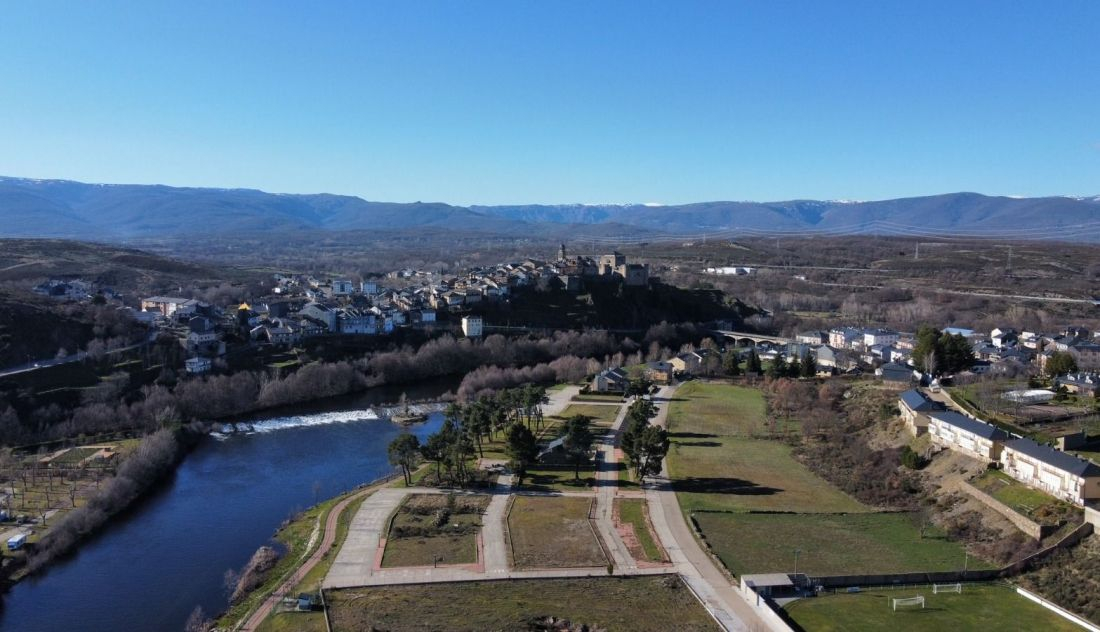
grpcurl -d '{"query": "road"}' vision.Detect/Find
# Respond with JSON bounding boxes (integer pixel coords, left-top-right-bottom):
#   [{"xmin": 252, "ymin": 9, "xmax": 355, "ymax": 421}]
[{"xmin": 0, "ymin": 333, "xmax": 154, "ymax": 378}]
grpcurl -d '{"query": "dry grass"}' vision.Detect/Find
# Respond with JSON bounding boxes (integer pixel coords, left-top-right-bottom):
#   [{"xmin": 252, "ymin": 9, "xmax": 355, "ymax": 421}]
[
  {"xmin": 328, "ymin": 575, "xmax": 718, "ymax": 632},
  {"xmin": 507, "ymin": 495, "xmax": 607, "ymax": 569}
]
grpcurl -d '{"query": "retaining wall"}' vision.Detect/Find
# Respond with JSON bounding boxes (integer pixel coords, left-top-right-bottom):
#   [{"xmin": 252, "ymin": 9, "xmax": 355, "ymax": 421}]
[{"xmin": 960, "ymin": 480, "xmax": 1051, "ymax": 540}]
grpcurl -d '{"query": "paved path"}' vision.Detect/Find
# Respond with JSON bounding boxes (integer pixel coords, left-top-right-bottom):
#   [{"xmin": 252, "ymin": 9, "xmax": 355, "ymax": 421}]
[
  {"xmin": 240, "ymin": 481, "xmax": 387, "ymax": 631},
  {"xmin": 593, "ymin": 398, "xmax": 639, "ymax": 572}
]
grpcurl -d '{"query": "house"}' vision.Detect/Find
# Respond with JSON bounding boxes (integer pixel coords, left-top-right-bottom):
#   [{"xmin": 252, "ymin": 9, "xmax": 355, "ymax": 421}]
[
  {"xmin": 828, "ymin": 327, "xmax": 863, "ymax": 350},
  {"xmin": 991, "ymin": 328, "xmax": 1018, "ymax": 349},
  {"xmin": 898, "ymin": 389, "xmax": 944, "ymax": 436},
  {"xmin": 670, "ymin": 351, "xmax": 707, "ymax": 374},
  {"xmin": 795, "ymin": 331, "xmax": 827, "ymax": 345},
  {"xmin": 1058, "ymin": 373, "xmax": 1100, "ymax": 397},
  {"xmin": 1000, "ymin": 438, "xmax": 1100, "ymax": 506},
  {"xmin": 184, "ymin": 357, "xmax": 212, "ymax": 375},
  {"xmin": 927, "ymin": 411, "xmax": 1009, "ymax": 461},
  {"xmin": 591, "ymin": 367, "xmax": 630, "ymax": 393},
  {"xmin": 141, "ymin": 296, "xmax": 196, "ymax": 318},
  {"xmin": 863, "ymin": 328, "xmax": 900, "ymax": 348},
  {"xmin": 461, "ymin": 316, "xmax": 483, "ymax": 338},
  {"xmin": 331, "ymin": 279, "xmax": 355, "ymax": 296},
  {"xmin": 644, "ymin": 361, "xmax": 674, "ymax": 384},
  {"xmin": 300, "ymin": 303, "xmax": 337, "ymax": 332},
  {"xmin": 876, "ymin": 363, "xmax": 915, "ymax": 385}
]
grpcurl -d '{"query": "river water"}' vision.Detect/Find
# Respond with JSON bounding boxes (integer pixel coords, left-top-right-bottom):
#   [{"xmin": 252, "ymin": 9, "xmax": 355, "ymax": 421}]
[{"xmin": 0, "ymin": 384, "xmax": 451, "ymax": 632}]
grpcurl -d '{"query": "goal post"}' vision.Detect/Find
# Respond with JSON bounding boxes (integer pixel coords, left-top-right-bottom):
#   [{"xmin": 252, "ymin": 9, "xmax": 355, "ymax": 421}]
[
  {"xmin": 933, "ymin": 583, "xmax": 962, "ymax": 594},
  {"xmin": 892, "ymin": 596, "xmax": 925, "ymax": 611}
]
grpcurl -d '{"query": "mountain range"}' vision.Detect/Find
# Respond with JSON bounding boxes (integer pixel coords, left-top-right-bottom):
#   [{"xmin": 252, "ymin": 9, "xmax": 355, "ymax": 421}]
[{"xmin": 1, "ymin": 176, "xmax": 1098, "ymax": 242}]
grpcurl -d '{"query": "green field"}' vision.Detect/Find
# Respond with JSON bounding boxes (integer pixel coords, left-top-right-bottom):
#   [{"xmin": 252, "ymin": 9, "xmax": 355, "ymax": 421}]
[
  {"xmin": 328, "ymin": 575, "xmax": 718, "ymax": 632},
  {"xmin": 667, "ymin": 383, "xmax": 863, "ymax": 514},
  {"xmin": 693, "ymin": 512, "xmax": 988, "ymax": 576},
  {"xmin": 668, "ymin": 382, "xmax": 768, "ymax": 437},
  {"xmin": 554, "ymin": 403, "xmax": 621, "ymax": 429},
  {"xmin": 784, "ymin": 583, "xmax": 1080, "ymax": 632},
  {"xmin": 971, "ymin": 470, "xmax": 1077, "ymax": 526},
  {"xmin": 507, "ymin": 496, "xmax": 607, "ymax": 569},
  {"xmin": 616, "ymin": 498, "xmax": 664, "ymax": 562},
  {"xmin": 669, "ymin": 436, "xmax": 865, "ymax": 513}
]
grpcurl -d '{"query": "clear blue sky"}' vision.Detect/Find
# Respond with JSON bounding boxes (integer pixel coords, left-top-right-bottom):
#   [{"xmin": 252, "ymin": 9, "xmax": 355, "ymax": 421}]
[{"xmin": 1, "ymin": 1, "xmax": 1097, "ymax": 205}]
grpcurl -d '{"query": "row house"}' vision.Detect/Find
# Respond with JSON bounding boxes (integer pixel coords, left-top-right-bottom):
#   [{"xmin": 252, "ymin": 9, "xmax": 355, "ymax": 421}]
[
  {"xmin": 927, "ymin": 411, "xmax": 1009, "ymax": 461},
  {"xmin": 1001, "ymin": 438, "xmax": 1100, "ymax": 506}
]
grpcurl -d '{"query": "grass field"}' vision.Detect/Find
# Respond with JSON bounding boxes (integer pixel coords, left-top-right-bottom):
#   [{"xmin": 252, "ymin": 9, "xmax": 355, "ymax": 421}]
[
  {"xmin": 507, "ymin": 496, "xmax": 607, "ymax": 569},
  {"xmin": 554, "ymin": 403, "xmax": 621, "ymax": 429},
  {"xmin": 615, "ymin": 498, "xmax": 664, "ymax": 563},
  {"xmin": 693, "ymin": 512, "xmax": 988, "ymax": 577},
  {"xmin": 669, "ymin": 436, "xmax": 866, "ymax": 513},
  {"xmin": 668, "ymin": 382, "xmax": 768, "ymax": 437},
  {"xmin": 784, "ymin": 583, "xmax": 1081, "ymax": 632},
  {"xmin": 327, "ymin": 575, "xmax": 718, "ymax": 632},
  {"xmin": 381, "ymin": 494, "xmax": 490, "ymax": 568}
]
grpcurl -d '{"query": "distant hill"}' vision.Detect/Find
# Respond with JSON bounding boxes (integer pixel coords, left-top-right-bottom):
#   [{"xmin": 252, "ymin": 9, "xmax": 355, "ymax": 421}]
[{"xmin": 1, "ymin": 176, "xmax": 1098, "ymax": 242}]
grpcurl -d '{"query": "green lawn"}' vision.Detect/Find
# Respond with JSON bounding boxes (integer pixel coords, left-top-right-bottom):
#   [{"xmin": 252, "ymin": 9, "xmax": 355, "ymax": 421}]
[
  {"xmin": 554, "ymin": 403, "xmax": 622, "ymax": 429},
  {"xmin": 668, "ymin": 384, "xmax": 862, "ymax": 514},
  {"xmin": 669, "ymin": 436, "xmax": 866, "ymax": 513},
  {"xmin": 784, "ymin": 583, "xmax": 1081, "ymax": 632},
  {"xmin": 693, "ymin": 512, "xmax": 989, "ymax": 577},
  {"xmin": 507, "ymin": 496, "xmax": 607, "ymax": 569},
  {"xmin": 328, "ymin": 575, "xmax": 718, "ymax": 632},
  {"xmin": 381, "ymin": 494, "xmax": 489, "ymax": 567},
  {"xmin": 616, "ymin": 498, "xmax": 664, "ymax": 562},
  {"xmin": 668, "ymin": 382, "xmax": 768, "ymax": 437},
  {"xmin": 971, "ymin": 470, "xmax": 1077, "ymax": 526}
]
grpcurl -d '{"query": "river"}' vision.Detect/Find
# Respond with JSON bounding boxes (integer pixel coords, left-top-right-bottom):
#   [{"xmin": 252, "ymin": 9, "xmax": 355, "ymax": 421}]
[{"xmin": 0, "ymin": 383, "xmax": 452, "ymax": 632}]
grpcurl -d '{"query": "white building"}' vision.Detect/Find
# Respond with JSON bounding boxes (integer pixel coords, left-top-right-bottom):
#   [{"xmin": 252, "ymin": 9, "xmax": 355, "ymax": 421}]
[
  {"xmin": 863, "ymin": 328, "xmax": 900, "ymax": 348},
  {"xmin": 461, "ymin": 315, "xmax": 483, "ymax": 338},
  {"xmin": 184, "ymin": 357, "xmax": 212, "ymax": 374},
  {"xmin": 927, "ymin": 410, "xmax": 1009, "ymax": 461}
]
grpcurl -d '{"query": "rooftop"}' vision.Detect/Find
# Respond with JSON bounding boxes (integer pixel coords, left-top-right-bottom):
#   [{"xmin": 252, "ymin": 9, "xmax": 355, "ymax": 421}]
[{"xmin": 928, "ymin": 410, "xmax": 1009, "ymax": 441}]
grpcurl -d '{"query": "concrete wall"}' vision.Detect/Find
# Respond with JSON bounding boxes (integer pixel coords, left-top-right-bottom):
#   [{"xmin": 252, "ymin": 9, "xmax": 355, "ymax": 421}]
[
  {"xmin": 960, "ymin": 480, "xmax": 1050, "ymax": 540},
  {"xmin": 1016, "ymin": 586, "xmax": 1100, "ymax": 632}
]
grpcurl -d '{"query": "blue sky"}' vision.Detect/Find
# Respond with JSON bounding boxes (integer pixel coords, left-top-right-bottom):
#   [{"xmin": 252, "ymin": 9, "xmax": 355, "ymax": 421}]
[{"xmin": 1, "ymin": 1, "xmax": 1097, "ymax": 204}]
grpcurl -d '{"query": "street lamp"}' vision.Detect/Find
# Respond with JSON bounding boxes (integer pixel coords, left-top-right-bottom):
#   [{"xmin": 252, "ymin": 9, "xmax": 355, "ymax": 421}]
[{"xmin": 794, "ymin": 549, "xmax": 802, "ymax": 574}]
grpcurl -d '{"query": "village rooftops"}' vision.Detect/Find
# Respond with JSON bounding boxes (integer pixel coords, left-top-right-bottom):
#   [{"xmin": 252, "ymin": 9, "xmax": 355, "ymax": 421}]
[
  {"xmin": 1003, "ymin": 438, "xmax": 1100, "ymax": 477},
  {"xmin": 928, "ymin": 411, "xmax": 1009, "ymax": 441}
]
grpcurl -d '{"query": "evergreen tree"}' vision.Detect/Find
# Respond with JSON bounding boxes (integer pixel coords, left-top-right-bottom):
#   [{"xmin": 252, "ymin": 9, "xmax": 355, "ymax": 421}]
[
  {"xmin": 505, "ymin": 423, "xmax": 539, "ymax": 487},
  {"xmin": 723, "ymin": 351, "xmax": 742, "ymax": 376}
]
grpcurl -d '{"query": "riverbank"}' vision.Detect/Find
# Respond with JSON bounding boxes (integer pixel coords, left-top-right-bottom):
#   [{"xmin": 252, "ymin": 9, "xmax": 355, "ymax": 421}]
[{"xmin": 0, "ymin": 425, "xmax": 200, "ymax": 591}]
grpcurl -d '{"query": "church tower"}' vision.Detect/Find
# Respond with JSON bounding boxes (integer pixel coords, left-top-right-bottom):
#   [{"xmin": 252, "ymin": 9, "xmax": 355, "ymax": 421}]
[{"xmin": 557, "ymin": 242, "xmax": 567, "ymax": 261}]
